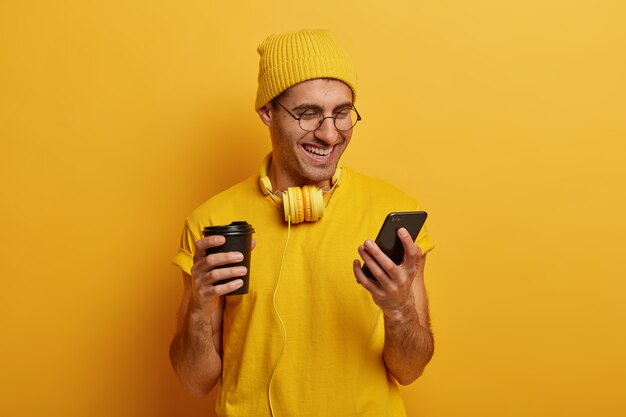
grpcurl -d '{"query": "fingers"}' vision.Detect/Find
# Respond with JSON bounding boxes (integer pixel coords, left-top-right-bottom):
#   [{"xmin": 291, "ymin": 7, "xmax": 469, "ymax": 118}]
[
  {"xmin": 193, "ymin": 235, "xmax": 226, "ymax": 262},
  {"xmin": 192, "ymin": 261, "xmax": 247, "ymax": 300},
  {"xmin": 191, "ymin": 235, "xmax": 247, "ymax": 301},
  {"xmin": 196, "ymin": 276, "xmax": 245, "ymax": 298},
  {"xmin": 192, "ymin": 247, "xmax": 242, "ymax": 272},
  {"xmin": 398, "ymin": 228, "xmax": 422, "ymax": 268},
  {"xmin": 353, "ymin": 259, "xmax": 384, "ymax": 295},
  {"xmin": 358, "ymin": 240, "xmax": 397, "ymax": 285},
  {"xmin": 358, "ymin": 229, "xmax": 421, "ymax": 283},
  {"xmin": 356, "ymin": 229, "xmax": 423, "ymax": 312},
  {"xmin": 357, "ymin": 242, "xmax": 386, "ymax": 281}
]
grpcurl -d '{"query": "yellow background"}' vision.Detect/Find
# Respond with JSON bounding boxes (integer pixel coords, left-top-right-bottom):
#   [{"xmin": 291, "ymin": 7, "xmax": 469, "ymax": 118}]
[{"xmin": 1, "ymin": 0, "xmax": 625, "ymax": 416}]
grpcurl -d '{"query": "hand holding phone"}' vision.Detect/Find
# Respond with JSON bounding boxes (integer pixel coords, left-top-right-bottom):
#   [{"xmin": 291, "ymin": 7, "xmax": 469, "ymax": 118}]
[{"xmin": 362, "ymin": 211, "xmax": 428, "ymax": 281}]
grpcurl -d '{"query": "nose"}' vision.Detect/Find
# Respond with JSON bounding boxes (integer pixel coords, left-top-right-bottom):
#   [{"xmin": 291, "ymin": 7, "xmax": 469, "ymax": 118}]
[{"xmin": 314, "ymin": 117, "xmax": 341, "ymax": 144}]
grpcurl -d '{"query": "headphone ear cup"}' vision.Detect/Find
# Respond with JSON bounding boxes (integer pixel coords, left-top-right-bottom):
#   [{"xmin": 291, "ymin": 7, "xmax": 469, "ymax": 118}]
[
  {"xmin": 302, "ymin": 186, "xmax": 312, "ymax": 222},
  {"xmin": 303, "ymin": 185, "xmax": 324, "ymax": 221},
  {"xmin": 284, "ymin": 186, "xmax": 318, "ymax": 223},
  {"xmin": 283, "ymin": 187, "xmax": 305, "ymax": 224},
  {"xmin": 293, "ymin": 187, "xmax": 304, "ymax": 223}
]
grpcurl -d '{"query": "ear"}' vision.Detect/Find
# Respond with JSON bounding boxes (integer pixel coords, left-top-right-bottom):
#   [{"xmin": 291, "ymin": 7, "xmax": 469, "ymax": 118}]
[{"xmin": 257, "ymin": 104, "xmax": 273, "ymax": 127}]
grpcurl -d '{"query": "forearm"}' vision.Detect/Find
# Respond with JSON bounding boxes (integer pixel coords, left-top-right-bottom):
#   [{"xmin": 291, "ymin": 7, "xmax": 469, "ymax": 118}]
[
  {"xmin": 169, "ymin": 303, "xmax": 222, "ymax": 396},
  {"xmin": 382, "ymin": 294, "xmax": 434, "ymax": 385}
]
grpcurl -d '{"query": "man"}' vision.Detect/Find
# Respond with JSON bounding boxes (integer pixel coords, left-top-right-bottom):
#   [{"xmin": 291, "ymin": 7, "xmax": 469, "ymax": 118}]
[{"xmin": 170, "ymin": 29, "xmax": 435, "ymax": 417}]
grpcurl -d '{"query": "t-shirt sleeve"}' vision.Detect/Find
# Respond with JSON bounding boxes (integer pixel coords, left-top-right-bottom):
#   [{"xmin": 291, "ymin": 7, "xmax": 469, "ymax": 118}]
[
  {"xmin": 172, "ymin": 219, "xmax": 200, "ymax": 275},
  {"xmin": 416, "ymin": 223, "xmax": 435, "ymax": 255}
]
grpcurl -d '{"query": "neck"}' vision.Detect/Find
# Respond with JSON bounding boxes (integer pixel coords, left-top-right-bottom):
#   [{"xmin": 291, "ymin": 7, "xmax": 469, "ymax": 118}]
[{"xmin": 267, "ymin": 163, "xmax": 332, "ymax": 193}]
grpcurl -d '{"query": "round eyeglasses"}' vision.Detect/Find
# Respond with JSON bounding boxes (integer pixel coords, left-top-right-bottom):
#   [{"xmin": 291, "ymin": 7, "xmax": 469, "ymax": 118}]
[{"xmin": 277, "ymin": 103, "xmax": 361, "ymax": 132}]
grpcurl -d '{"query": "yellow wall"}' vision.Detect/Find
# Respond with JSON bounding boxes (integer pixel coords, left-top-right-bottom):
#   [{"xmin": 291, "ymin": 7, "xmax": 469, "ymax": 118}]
[{"xmin": 2, "ymin": 1, "xmax": 625, "ymax": 416}]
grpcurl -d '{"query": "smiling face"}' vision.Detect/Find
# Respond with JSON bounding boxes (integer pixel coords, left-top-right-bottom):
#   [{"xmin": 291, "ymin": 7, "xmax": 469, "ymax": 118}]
[{"xmin": 257, "ymin": 78, "xmax": 355, "ymax": 192}]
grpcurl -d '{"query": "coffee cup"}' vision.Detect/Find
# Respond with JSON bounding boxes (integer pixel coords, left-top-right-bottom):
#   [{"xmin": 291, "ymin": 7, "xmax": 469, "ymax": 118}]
[{"xmin": 202, "ymin": 221, "xmax": 255, "ymax": 296}]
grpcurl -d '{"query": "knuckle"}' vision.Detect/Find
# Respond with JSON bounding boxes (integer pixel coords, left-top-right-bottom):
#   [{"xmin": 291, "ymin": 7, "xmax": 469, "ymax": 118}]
[
  {"xmin": 203, "ymin": 255, "xmax": 216, "ymax": 269},
  {"xmin": 387, "ymin": 263, "xmax": 399, "ymax": 275},
  {"xmin": 198, "ymin": 287, "xmax": 214, "ymax": 299},
  {"xmin": 406, "ymin": 244, "xmax": 418, "ymax": 257},
  {"xmin": 191, "ymin": 263, "xmax": 203, "ymax": 278},
  {"xmin": 194, "ymin": 238, "xmax": 206, "ymax": 253},
  {"xmin": 208, "ymin": 270, "xmax": 222, "ymax": 282}
]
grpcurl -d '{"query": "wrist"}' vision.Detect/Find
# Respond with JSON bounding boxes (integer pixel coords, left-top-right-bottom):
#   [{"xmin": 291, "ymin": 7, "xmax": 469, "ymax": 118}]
[
  {"xmin": 382, "ymin": 300, "xmax": 416, "ymax": 323},
  {"xmin": 190, "ymin": 295, "xmax": 218, "ymax": 317}
]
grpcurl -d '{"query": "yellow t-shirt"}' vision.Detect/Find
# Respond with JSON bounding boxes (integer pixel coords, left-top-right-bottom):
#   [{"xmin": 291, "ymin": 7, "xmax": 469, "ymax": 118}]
[{"xmin": 173, "ymin": 166, "xmax": 434, "ymax": 417}]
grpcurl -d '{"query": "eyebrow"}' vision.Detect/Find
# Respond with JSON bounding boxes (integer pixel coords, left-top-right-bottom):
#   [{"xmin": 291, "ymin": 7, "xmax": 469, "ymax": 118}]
[{"xmin": 291, "ymin": 102, "xmax": 354, "ymax": 112}]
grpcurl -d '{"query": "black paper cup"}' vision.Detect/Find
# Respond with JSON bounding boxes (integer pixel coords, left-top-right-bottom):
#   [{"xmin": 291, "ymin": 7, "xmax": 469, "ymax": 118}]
[{"xmin": 202, "ymin": 221, "xmax": 254, "ymax": 296}]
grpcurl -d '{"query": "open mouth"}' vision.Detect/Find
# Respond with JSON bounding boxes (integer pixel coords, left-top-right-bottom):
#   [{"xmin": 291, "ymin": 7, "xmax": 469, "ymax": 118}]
[{"xmin": 303, "ymin": 144, "xmax": 334, "ymax": 160}]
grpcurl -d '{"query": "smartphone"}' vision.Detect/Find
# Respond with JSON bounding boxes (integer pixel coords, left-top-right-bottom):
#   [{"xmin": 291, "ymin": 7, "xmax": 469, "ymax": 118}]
[{"xmin": 362, "ymin": 211, "xmax": 428, "ymax": 281}]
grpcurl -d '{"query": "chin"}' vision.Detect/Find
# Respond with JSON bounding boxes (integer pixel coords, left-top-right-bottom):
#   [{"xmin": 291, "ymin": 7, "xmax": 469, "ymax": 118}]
[{"xmin": 303, "ymin": 166, "xmax": 337, "ymax": 185}]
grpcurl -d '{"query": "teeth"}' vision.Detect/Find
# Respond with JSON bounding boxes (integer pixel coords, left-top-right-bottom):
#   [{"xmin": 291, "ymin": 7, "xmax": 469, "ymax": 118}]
[{"xmin": 304, "ymin": 145, "xmax": 332, "ymax": 157}]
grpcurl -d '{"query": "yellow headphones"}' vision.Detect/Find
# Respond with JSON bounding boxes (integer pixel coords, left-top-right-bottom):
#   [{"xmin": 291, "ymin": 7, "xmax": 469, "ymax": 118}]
[{"xmin": 259, "ymin": 154, "xmax": 342, "ymax": 223}]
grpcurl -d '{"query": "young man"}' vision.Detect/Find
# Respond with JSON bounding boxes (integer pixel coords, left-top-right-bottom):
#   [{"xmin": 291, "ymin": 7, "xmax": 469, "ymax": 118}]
[{"xmin": 170, "ymin": 29, "xmax": 435, "ymax": 417}]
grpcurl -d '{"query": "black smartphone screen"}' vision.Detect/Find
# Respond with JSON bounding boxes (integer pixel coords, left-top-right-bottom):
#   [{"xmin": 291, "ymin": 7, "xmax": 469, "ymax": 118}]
[{"xmin": 362, "ymin": 211, "xmax": 428, "ymax": 280}]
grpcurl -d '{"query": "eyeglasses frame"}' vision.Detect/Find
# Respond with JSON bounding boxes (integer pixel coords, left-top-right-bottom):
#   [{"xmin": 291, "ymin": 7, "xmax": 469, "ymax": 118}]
[{"xmin": 277, "ymin": 102, "xmax": 362, "ymax": 132}]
